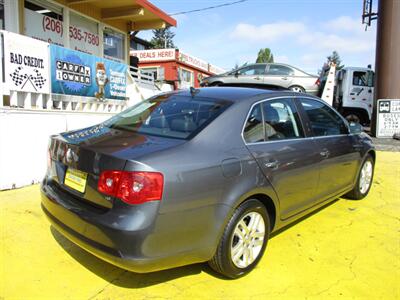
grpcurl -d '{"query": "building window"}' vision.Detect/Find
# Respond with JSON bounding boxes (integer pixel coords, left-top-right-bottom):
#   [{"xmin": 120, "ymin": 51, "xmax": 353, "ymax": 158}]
[
  {"xmin": 24, "ymin": 0, "xmax": 64, "ymax": 45},
  {"xmin": 0, "ymin": 0, "xmax": 4, "ymax": 30},
  {"xmin": 179, "ymin": 68, "xmax": 193, "ymax": 88},
  {"xmin": 104, "ymin": 28, "xmax": 125, "ymax": 62},
  {"xmin": 140, "ymin": 67, "xmax": 157, "ymax": 80}
]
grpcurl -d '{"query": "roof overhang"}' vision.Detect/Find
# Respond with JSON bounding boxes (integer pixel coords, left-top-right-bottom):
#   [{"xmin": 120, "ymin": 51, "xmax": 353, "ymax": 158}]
[{"xmin": 63, "ymin": 0, "xmax": 177, "ymax": 31}]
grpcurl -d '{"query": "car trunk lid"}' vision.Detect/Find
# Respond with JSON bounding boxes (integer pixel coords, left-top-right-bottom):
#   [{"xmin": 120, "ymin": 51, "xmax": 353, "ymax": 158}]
[{"xmin": 48, "ymin": 124, "xmax": 185, "ymax": 209}]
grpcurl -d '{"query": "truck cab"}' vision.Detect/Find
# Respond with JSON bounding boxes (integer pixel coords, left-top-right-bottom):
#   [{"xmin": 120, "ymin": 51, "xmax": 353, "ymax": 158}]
[{"xmin": 333, "ymin": 67, "xmax": 374, "ymax": 125}]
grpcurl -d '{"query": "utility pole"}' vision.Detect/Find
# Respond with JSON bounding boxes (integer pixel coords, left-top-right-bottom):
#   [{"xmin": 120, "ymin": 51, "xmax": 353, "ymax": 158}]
[{"xmin": 370, "ymin": 0, "xmax": 400, "ymax": 136}]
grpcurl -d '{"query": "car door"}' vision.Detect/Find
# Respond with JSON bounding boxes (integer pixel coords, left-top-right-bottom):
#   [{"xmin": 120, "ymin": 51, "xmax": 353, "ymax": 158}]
[
  {"xmin": 297, "ymin": 97, "xmax": 360, "ymax": 200},
  {"xmin": 263, "ymin": 64, "xmax": 294, "ymax": 88},
  {"xmin": 226, "ymin": 64, "xmax": 266, "ymax": 86},
  {"xmin": 243, "ymin": 97, "xmax": 321, "ymax": 220},
  {"xmin": 349, "ymin": 70, "xmax": 374, "ymax": 120}
]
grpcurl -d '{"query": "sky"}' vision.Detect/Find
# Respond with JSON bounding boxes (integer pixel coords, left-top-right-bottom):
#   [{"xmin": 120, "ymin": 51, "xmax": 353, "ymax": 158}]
[{"xmin": 138, "ymin": 0, "xmax": 377, "ymax": 74}]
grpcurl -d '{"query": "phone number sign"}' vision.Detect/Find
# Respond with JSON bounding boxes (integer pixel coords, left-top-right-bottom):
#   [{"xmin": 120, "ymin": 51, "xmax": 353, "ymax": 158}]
[
  {"xmin": 24, "ymin": 9, "xmax": 100, "ymax": 56},
  {"xmin": 377, "ymin": 99, "xmax": 400, "ymax": 137}
]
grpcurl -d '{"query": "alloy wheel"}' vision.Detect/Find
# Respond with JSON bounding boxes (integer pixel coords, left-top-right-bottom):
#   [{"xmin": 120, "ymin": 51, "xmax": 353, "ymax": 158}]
[
  {"xmin": 359, "ymin": 160, "xmax": 373, "ymax": 194},
  {"xmin": 230, "ymin": 212, "xmax": 265, "ymax": 268}
]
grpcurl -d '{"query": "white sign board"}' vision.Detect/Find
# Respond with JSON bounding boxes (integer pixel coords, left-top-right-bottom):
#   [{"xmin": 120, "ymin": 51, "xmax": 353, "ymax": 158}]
[
  {"xmin": 377, "ymin": 99, "xmax": 400, "ymax": 137},
  {"xmin": 209, "ymin": 64, "xmax": 226, "ymax": 75},
  {"xmin": 130, "ymin": 49, "xmax": 176, "ymax": 62},
  {"xmin": 178, "ymin": 51, "xmax": 208, "ymax": 72},
  {"xmin": 4, "ymin": 31, "xmax": 50, "ymax": 94}
]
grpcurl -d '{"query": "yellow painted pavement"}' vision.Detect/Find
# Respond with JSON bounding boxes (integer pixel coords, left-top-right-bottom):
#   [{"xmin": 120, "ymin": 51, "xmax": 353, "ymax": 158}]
[{"xmin": 1, "ymin": 151, "xmax": 399, "ymax": 300}]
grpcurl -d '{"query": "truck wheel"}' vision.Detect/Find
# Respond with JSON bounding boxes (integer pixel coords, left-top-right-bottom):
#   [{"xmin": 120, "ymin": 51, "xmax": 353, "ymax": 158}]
[
  {"xmin": 208, "ymin": 199, "xmax": 270, "ymax": 279},
  {"xmin": 344, "ymin": 112, "xmax": 361, "ymax": 124}
]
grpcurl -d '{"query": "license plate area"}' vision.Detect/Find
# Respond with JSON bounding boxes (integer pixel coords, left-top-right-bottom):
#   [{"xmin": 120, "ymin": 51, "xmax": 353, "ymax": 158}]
[{"xmin": 64, "ymin": 168, "xmax": 88, "ymax": 193}]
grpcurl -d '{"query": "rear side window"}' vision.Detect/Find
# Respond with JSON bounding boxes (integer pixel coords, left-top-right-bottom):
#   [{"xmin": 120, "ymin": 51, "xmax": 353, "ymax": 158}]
[
  {"xmin": 299, "ymin": 98, "xmax": 348, "ymax": 136},
  {"xmin": 267, "ymin": 65, "xmax": 294, "ymax": 76},
  {"xmin": 262, "ymin": 99, "xmax": 304, "ymax": 140},
  {"xmin": 243, "ymin": 98, "xmax": 304, "ymax": 143},
  {"xmin": 104, "ymin": 95, "xmax": 231, "ymax": 139}
]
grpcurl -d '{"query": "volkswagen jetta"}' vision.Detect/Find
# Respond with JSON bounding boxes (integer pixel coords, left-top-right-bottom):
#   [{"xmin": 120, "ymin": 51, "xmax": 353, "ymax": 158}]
[{"xmin": 41, "ymin": 87, "xmax": 375, "ymax": 278}]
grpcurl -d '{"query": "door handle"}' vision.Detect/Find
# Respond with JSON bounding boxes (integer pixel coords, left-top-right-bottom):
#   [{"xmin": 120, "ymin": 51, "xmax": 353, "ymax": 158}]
[
  {"xmin": 281, "ymin": 77, "xmax": 288, "ymax": 80},
  {"xmin": 265, "ymin": 160, "xmax": 279, "ymax": 169},
  {"xmin": 320, "ymin": 150, "xmax": 330, "ymax": 158},
  {"xmin": 254, "ymin": 76, "xmax": 262, "ymax": 80}
]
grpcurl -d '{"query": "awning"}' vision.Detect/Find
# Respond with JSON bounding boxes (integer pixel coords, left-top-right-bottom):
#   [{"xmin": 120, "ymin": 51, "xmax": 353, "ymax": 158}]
[{"xmin": 63, "ymin": 0, "xmax": 177, "ymax": 31}]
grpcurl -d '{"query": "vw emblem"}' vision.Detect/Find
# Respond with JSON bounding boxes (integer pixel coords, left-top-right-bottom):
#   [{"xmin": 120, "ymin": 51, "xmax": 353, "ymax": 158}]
[{"xmin": 66, "ymin": 148, "xmax": 78, "ymax": 163}]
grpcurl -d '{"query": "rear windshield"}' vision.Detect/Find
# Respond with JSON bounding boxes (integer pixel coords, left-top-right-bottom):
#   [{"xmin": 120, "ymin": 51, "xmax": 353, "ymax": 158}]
[{"xmin": 103, "ymin": 94, "xmax": 232, "ymax": 139}]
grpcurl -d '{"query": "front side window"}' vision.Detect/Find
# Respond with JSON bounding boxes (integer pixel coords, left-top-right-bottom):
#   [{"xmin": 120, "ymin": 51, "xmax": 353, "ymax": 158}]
[
  {"xmin": 236, "ymin": 65, "xmax": 266, "ymax": 76},
  {"xmin": 267, "ymin": 65, "xmax": 294, "ymax": 76},
  {"xmin": 243, "ymin": 104, "xmax": 264, "ymax": 143},
  {"xmin": 262, "ymin": 99, "xmax": 303, "ymax": 140},
  {"xmin": 352, "ymin": 71, "xmax": 368, "ymax": 86},
  {"xmin": 104, "ymin": 95, "xmax": 231, "ymax": 140},
  {"xmin": 300, "ymin": 98, "xmax": 348, "ymax": 136}
]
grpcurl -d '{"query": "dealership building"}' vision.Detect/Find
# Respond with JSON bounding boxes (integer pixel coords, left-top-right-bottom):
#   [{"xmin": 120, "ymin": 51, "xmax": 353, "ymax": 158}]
[
  {"xmin": 131, "ymin": 48, "xmax": 225, "ymax": 89},
  {"xmin": 0, "ymin": 0, "xmax": 178, "ymax": 190}
]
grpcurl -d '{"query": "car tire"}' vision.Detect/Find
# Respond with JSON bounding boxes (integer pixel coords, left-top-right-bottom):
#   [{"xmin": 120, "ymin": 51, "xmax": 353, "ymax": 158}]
[
  {"xmin": 208, "ymin": 199, "xmax": 270, "ymax": 279},
  {"xmin": 344, "ymin": 111, "xmax": 369, "ymax": 126},
  {"xmin": 345, "ymin": 154, "xmax": 374, "ymax": 200},
  {"xmin": 289, "ymin": 85, "xmax": 305, "ymax": 93},
  {"xmin": 211, "ymin": 82, "xmax": 223, "ymax": 87}
]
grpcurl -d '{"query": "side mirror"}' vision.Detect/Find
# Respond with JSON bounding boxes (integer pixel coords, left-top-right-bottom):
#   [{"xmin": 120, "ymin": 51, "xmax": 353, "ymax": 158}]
[
  {"xmin": 349, "ymin": 122, "xmax": 363, "ymax": 134},
  {"xmin": 234, "ymin": 71, "xmax": 239, "ymax": 77}
]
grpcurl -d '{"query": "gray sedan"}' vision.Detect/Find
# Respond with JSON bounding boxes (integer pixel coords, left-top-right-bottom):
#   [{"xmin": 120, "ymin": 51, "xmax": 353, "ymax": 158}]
[
  {"xmin": 201, "ymin": 63, "xmax": 320, "ymax": 95},
  {"xmin": 41, "ymin": 87, "xmax": 375, "ymax": 278}
]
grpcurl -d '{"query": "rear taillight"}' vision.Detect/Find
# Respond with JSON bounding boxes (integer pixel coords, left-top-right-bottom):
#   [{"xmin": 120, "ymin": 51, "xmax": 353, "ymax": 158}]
[
  {"xmin": 47, "ymin": 148, "xmax": 51, "ymax": 169},
  {"xmin": 98, "ymin": 170, "xmax": 164, "ymax": 205},
  {"xmin": 315, "ymin": 78, "xmax": 321, "ymax": 86}
]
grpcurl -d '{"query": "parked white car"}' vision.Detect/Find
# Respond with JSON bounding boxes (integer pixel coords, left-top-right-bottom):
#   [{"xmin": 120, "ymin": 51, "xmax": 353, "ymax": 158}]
[{"xmin": 201, "ymin": 63, "xmax": 320, "ymax": 95}]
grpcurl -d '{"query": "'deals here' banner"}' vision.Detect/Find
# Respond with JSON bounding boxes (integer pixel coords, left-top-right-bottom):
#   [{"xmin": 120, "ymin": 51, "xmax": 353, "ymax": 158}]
[{"xmin": 50, "ymin": 45, "xmax": 127, "ymax": 100}]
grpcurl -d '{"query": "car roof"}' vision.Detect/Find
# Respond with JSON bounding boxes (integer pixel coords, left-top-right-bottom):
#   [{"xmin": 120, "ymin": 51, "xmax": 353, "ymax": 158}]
[{"xmin": 169, "ymin": 87, "xmax": 297, "ymax": 103}]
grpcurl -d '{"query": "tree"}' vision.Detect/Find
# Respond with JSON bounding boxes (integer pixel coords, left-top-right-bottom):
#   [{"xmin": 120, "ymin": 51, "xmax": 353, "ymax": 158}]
[
  {"xmin": 150, "ymin": 26, "xmax": 176, "ymax": 49},
  {"xmin": 326, "ymin": 50, "xmax": 344, "ymax": 70},
  {"xmin": 256, "ymin": 48, "xmax": 274, "ymax": 63}
]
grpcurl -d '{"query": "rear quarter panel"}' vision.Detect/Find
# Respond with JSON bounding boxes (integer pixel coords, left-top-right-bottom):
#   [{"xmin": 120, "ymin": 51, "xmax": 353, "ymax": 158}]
[{"xmin": 122, "ymin": 97, "xmax": 281, "ymax": 261}]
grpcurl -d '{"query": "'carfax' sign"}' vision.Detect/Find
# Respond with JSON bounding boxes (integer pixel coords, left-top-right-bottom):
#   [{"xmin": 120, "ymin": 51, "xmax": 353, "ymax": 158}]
[
  {"xmin": 377, "ymin": 99, "xmax": 400, "ymax": 138},
  {"xmin": 50, "ymin": 45, "xmax": 127, "ymax": 100}
]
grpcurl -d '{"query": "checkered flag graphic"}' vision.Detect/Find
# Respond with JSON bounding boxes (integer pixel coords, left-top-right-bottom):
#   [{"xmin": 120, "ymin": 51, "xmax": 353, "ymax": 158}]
[
  {"xmin": 31, "ymin": 69, "xmax": 46, "ymax": 89},
  {"xmin": 9, "ymin": 67, "xmax": 28, "ymax": 86}
]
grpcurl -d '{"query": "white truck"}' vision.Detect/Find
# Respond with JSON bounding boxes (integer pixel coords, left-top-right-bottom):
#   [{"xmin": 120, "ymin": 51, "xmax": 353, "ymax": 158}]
[{"xmin": 320, "ymin": 65, "xmax": 375, "ymax": 125}]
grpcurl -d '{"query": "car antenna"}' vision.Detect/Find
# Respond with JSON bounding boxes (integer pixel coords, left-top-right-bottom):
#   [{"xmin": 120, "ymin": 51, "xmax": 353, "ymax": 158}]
[{"xmin": 190, "ymin": 87, "xmax": 200, "ymax": 97}]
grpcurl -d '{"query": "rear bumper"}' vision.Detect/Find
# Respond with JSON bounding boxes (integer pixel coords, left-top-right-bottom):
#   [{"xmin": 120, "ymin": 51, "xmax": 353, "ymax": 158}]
[
  {"xmin": 305, "ymin": 89, "xmax": 319, "ymax": 96},
  {"xmin": 40, "ymin": 181, "xmax": 174, "ymax": 273}
]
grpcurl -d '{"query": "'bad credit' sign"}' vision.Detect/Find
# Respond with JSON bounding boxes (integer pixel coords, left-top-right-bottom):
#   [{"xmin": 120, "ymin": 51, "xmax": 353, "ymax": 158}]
[{"xmin": 4, "ymin": 31, "xmax": 50, "ymax": 93}]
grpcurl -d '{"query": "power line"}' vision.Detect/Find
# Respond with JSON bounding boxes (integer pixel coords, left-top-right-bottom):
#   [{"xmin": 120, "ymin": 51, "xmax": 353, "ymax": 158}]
[{"xmin": 170, "ymin": 0, "xmax": 249, "ymax": 16}]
